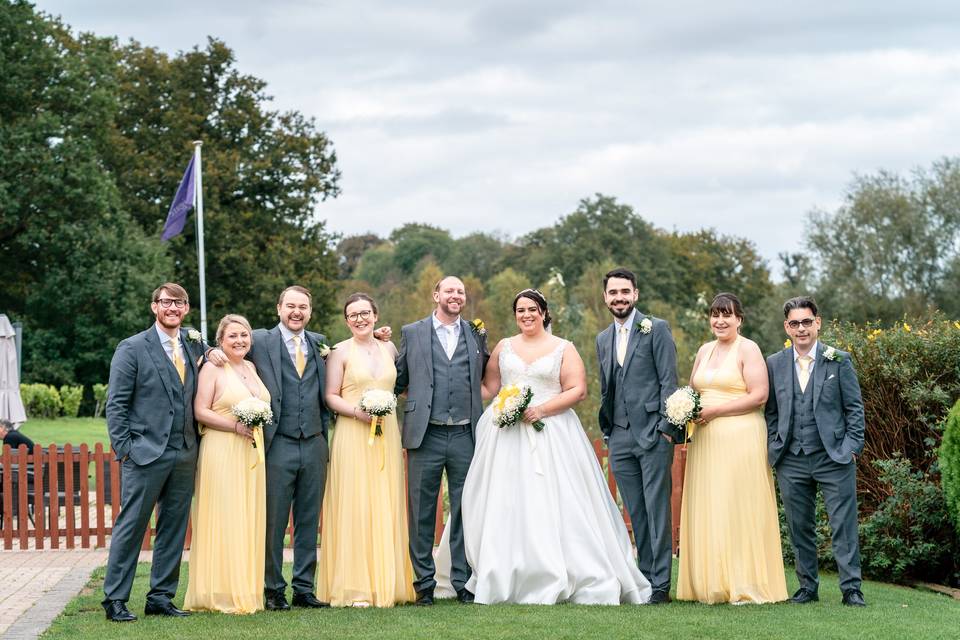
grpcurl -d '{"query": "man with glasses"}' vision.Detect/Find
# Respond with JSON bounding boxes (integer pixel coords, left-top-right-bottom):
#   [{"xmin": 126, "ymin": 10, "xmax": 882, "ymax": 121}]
[
  {"xmin": 765, "ymin": 296, "xmax": 866, "ymax": 607},
  {"xmin": 102, "ymin": 283, "xmax": 207, "ymax": 622}
]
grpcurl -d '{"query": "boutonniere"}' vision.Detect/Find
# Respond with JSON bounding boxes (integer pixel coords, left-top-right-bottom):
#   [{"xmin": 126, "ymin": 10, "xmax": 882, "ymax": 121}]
[
  {"xmin": 317, "ymin": 343, "xmax": 335, "ymax": 359},
  {"xmin": 637, "ymin": 318, "xmax": 652, "ymax": 335},
  {"xmin": 186, "ymin": 329, "xmax": 202, "ymax": 344},
  {"xmin": 469, "ymin": 318, "xmax": 487, "ymax": 337},
  {"xmin": 822, "ymin": 346, "xmax": 843, "ymax": 362}
]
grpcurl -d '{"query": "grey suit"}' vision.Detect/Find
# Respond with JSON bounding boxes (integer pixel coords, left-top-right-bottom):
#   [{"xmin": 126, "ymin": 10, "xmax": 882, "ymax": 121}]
[
  {"xmin": 248, "ymin": 325, "xmax": 330, "ymax": 597},
  {"xmin": 102, "ymin": 325, "xmax": 204, "ymax": 608},
  {"xmin": 395, "ymin": 315, "xmax": 487, "ymax": 593},
  {"xmin": 596, "ymin": 311, "xmax": 679, "ymax": 593},
  {"xmin": 765, "ymin": 343, "xmax": 865, "ymax": 594}
]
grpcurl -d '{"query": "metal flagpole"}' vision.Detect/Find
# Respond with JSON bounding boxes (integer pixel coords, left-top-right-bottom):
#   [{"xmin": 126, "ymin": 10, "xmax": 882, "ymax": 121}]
[{"xmin": 193, "ymin": 140, "xmax": 209, "ymax": 342}]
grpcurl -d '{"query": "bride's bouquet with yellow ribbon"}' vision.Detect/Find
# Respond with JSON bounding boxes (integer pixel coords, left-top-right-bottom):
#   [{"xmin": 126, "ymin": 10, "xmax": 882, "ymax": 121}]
[
  {"xmin": 232, "ymin": 397, "xmax": 271, "ymax": 467},
  {"xmin": 664, "ymin": 386, "xmax": 701, "ymax": 448},
  {"xmin": 492, "ymin": 384, "xmax": 545, "ymax": 432},
  {"xmin": 359, "ymin": 389, "xmax": 397, "ymax": 445}
]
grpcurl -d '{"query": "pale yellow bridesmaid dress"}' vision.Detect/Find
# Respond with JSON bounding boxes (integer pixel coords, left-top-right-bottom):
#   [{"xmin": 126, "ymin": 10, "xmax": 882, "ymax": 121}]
[
  {"xmin": 677, "ymin": 336, "xmax": 788, "ymax": 604},
  {"xmin": 316, "ymin": 339, "xmax": 415, "ymax": 607},
  {"xmin": 185, "ymin": 362, "xmax": 267, "ymax": 614}
]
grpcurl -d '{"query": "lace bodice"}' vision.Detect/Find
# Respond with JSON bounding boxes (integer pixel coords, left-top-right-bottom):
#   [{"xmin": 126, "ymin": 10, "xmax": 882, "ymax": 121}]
[{"xmin": 499, "ymin": 338, "xmax": 566, "ymax": 401}]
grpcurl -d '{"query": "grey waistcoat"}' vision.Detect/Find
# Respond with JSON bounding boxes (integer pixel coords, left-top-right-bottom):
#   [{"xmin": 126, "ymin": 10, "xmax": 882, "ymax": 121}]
[
  {"xmin": 788, "ymin": 371, "xmax": 824, "ymax": 455},
  {"xmin": 612, "ymin": 361, "xmax": 630, "ymax": 429},
  {"xmin": 167, "ymin": 364, "xmax": 196, "ymax": 450},
  {"xmin": 277, "ymin": 348, "xmax": 323, "ymax": 439},
  {"xmin": 429, "ymin": 327, "xmax": 472, "ymax": 425}
]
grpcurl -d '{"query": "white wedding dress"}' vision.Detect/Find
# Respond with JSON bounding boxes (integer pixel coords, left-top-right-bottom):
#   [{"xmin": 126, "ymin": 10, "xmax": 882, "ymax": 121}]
[{"xmin": 435, "ymin": 338, "xmax": 652, "ymax": 605}]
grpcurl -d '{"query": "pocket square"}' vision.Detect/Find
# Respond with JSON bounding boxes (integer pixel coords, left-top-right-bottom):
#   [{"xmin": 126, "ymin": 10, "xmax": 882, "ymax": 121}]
[{"xmin": 827, "ymin": 374, "xmax": 835, "ymax": 380}]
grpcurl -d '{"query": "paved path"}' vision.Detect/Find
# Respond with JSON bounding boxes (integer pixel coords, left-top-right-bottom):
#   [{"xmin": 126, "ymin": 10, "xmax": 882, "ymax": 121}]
[
  {"xmin": 0, "ymin": 548, "xmax": 300, "ymax": 639},
  {"xmin": 0, "ymin": 548, "xmax": 108, "ymax": 639}
]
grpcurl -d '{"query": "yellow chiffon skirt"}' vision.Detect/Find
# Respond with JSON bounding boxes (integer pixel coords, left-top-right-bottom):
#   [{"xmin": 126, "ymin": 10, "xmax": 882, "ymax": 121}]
[
  {"xmin": 315, "ymin": 412, "xmax": 415, "ymax": 607},
  {"xmin": 185, "ymin": 428, "xmax": 266, "ymax": 614},
  {"xmin": 677, "ymin": 409, "xmax": 788, "ymax": 604}
]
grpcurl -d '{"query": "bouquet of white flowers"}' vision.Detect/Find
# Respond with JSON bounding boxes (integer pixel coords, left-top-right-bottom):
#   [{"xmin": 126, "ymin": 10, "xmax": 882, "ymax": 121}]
[
  {"xmin": 232, "ymin": 397, "xmax": 273, "ymax": 448},
  {"xmin": 664, "ymin": 386, "xmax": 701, "ymax": 445},
  {"xmin": 492, "ymin": 384, "xmax": 545, "ymax": 432},
  {"xmin": 359, "ymin": 389, "xmax": 397, "ymax": 445}
]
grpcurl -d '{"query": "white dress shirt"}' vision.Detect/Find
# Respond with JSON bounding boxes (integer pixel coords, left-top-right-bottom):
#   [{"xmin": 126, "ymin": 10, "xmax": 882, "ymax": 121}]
[
  {"xmin": 613, "ymin": 308, "xmax": 637, "ymax": 360},
  {"xmin": 154, "ymin": 323, "xmax": 186, "ymax": 364},
  {"xmin": 432, "ymin": 313, "xmax": 461, "ymax": 360},
  {"xmin": 279, "ymin": 323, "xmax": 309, "ymax": 367},
  {"xmin": 793, "ymin": 341, "xmax": 819, "ymax": 378}
]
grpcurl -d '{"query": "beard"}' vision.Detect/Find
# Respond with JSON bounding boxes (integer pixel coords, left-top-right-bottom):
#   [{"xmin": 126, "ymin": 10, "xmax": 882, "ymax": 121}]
[
  {"xmin": 438, "ymin": 300, "xmax": 462, "ymax": 317},
  {"xmin": 607, "ymin": 304, "xmax": 633, "ymax": 320},
  {"xmin": 156, "ymin": 313, "xmax": 183, "ymax": 329}
]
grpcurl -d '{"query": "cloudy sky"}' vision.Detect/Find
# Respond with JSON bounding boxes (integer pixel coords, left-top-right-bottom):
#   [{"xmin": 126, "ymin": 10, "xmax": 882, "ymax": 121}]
[{"xmin": 37, "ymin": 1, "xmax": 960, "ymax": 273}]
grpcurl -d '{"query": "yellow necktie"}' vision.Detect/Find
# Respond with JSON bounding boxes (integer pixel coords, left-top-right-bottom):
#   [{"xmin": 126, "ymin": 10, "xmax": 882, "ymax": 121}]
[
  {"xmin": 293, "ymin": 336, "xmax": 306, "ymax": 378},
  {"xmin": 616, "ymin": 324, "xmax": 629, "ymax": 367},
  {"xmin": 798, "ymin": 354, "xmax": 813, "ymax": 392},
  {"xmin": 172, "ymin": 336, "xmax": 186, "ymax": 384}
]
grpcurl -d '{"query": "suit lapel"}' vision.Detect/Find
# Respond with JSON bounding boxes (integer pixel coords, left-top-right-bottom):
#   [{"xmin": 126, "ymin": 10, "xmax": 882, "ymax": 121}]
[
  {"xmin": 812, "ymin": 343, "xmax": 828, "ymax": 411},
  {"xmin": 461, "ymin": 319, "xmax": 479, "ymax": 388},
  {"xmin": 180, "ymin": 328, "xmax": 199, "ymax": 382},
  {"xmin": 777, "ymin": 348, "xmax": 793, "ymax": 424},
  {"xmin": 622, "ymin": 311, "xmax": 642, "ymax": 373},
  {"xmin": 144, "ymin": 327, "xmax": 176, "ymax": 407},
  {"xmin": 418, "ymin": 317, "xmax": 435, "ymax": 385},
  {"xmin": 267, "ymin": 326, "xmax": 284, "ymax": 389},
  {"xmin": 305, "ymin": 331, "xmax": 323, "ymax": 379},
  {"xmin": 599, "ymin": 324, "xmax": 614, "ymax": 385}
]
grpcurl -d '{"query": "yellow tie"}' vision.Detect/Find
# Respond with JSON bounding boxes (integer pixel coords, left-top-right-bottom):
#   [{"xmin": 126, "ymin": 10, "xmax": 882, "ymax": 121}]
[
  {"xmin": 293, "ymin": 335, "xmax": 306, "ymax": 378},
  {"xmin": 616, "ymin": 324, "xmax": 629, "ymax": 367},
  {"xmin": 798, "ymin": 355, "xmax": 813, "ymax": 392},
  {"xmin": 171, "ymin": 336, "xmax": 186, "ymax": 384}
]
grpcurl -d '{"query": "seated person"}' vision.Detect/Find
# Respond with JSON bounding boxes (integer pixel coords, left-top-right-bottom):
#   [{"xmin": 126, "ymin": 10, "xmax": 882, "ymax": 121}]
[{"xmin": 0, "ymin": 419, "xmax": 34, "ymax": 451}]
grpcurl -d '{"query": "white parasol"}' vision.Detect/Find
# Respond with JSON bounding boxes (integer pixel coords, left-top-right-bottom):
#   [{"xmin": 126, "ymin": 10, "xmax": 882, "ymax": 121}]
[{"xmin": 0, "ymin": 315, "xmax": 27, "ymax": 426}]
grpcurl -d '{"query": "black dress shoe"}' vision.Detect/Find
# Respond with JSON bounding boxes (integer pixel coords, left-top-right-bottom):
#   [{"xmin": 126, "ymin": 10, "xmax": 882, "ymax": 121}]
[
  {"xmin": 456, "ymin": 588, "xmax": 475, "ymax": 604},
  {"xmin": 265, "ymin": 590, "xmax": 290, "ymax": 611},
  {"xmin": 649, "ymin": 590, "xmax": 672, "ymax": 604},
  {"xmin": 292, "ymin": 592, "xmax": 329, "ymax": 608},
  {"xmin": 103, "ymin": 600, "xmax": 137, "ymax": 622},
  {"xmin": 790, "ymin": 588, "xmax": 819, "ymax": 604},
  {"xmin": 144, "ymin": 602, "xmax": 191, "ymax": 617},
  {"xmin": 842, "ymin": 589, "xmax": 866, "ymax": 607},
  {"xmin": 415, "ymin": 589, "xmax": 434, "ymax": 606}
]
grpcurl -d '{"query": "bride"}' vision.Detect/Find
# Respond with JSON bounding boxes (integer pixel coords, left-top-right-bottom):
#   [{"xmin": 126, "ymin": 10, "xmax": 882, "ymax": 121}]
[{"xmin": 436, "ymin": 289, "xmax": 651, "ymax": 605}]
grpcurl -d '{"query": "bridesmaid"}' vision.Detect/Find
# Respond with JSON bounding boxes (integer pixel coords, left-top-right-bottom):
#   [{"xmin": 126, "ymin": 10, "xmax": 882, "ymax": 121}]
[
  {"xmin": 316, "ymin": 293, "xmax": 415, "ymax": 607},
  {"xmin": 677, "ymin": 293, "xmax": 787, "ymax": 604},
  {"xmin": 185, "ymin": 315, "xmax": 267, "ymax": 614}
]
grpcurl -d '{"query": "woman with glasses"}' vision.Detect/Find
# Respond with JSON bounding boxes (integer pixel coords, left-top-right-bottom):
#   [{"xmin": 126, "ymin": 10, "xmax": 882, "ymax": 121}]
[
  {"xmin": 676, "ymin": 293, "xmax": 787, "ymax": 604},
  {"xmin": 314, "ymin": 293, "xmax": 415, "ymax": 607}
]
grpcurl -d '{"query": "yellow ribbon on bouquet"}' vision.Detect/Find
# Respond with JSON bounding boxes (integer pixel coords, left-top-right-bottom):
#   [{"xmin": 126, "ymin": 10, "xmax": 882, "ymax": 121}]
[
  {"xmin": 251, "ymin": 428, "xmax": 265, "ymax": 469},
  {"xmin": 367, "ymin": 415, "xmax": 385, "ymax": 470}
]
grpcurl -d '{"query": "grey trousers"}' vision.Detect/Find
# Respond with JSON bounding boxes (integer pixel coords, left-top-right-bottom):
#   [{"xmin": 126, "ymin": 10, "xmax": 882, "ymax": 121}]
[
  {"xmin": 406, "ymin": 424, "xmax": 474, "ymax": 593},
  {"xmin": 776, "ymin": 449, "xmax": 862, "ymax": 593},
  {"xmin": 608, "ymin": 427, "xmax": 674, "ymax": 593},
  {"xmin": 102, "ymin": 444, "xmax": 197, "ymax": 606},
  {"xmin": 264, "ymin": 433, "xmax": 329, "ymax": 595}
]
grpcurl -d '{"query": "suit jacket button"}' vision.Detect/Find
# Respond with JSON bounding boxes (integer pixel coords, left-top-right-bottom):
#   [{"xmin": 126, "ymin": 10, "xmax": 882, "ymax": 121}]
[{"xmin": 169, "ymin": 411, "xmax": 174, "ymax": 416}]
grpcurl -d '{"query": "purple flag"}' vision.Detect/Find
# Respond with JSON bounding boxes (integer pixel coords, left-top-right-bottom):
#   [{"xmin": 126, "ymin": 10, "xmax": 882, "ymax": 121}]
[{"xmin": 161, "ymin": 155, "xmax": 196, "ymax": 241}]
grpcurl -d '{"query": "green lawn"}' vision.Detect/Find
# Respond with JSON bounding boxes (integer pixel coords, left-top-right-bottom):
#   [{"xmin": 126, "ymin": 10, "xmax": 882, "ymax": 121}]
[
  {"xmin": 44, "ymin": 562, "xmax": 959, "ymax": 640},
  {"xmin": 22, "ymin": 417, "xmax": 110, "ymax": 448}
]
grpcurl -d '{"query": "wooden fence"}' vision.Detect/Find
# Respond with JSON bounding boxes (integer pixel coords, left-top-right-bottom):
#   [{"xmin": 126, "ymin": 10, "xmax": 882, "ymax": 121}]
[{"xmin": 0, "ymin": 441, "xmax": 687, "ymax": 552}]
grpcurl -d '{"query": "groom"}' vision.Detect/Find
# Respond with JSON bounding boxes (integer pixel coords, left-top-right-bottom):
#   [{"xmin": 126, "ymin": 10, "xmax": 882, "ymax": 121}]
[
  {"xmin": 395, "ymin": 275, "xmax": 488, "ymax": 606},
  {"xmin": 596, "ymin": 267, "xmax": 680, "ymax": 604},
  {"xmin": 765, "ymin": 296, "xmax": 866, "ymax": 607}
]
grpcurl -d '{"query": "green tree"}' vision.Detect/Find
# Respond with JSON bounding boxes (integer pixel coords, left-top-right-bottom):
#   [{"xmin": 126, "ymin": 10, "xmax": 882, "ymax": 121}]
[
  {"xmin": 389, "ymin": 223, "xmax": 453, "ymax": 275},
  {"xmin": 443, "ymin": 232, "xmax": 504, "ymax": 281},
  {"xmin": 104, "ymin": 38, "xmax": 341, "ymax": 331},
  {"xmin": 805, "ymin": 159, "xmax": 960, "ymax": 323},
  {"xmin": 337, "ymin": 233, "xmax": 383, "ymax": 278},
  {"xmin": 0, "ymin": 2, "xmax": 171, "ymax": 388}
]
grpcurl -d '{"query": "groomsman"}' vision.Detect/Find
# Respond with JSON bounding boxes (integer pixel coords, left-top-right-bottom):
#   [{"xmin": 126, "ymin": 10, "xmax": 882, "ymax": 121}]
[
  {"xmin": 395, "ymin": 276, "xmax": 488, "ymax": 606},
  {"xmin": 765, "ymin": 296, "xmax": 866, "ymax": 607},
  {"xmin": 596, "ymin": 268, "xmax": 680, "ymax": 604},
  {"xmin": 246, "ymin": 286, "xmax": 330, "ymax": 610},
  {"xmin": 102, "ymin": 283, "xmax": 206, "ymax": 622}
]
